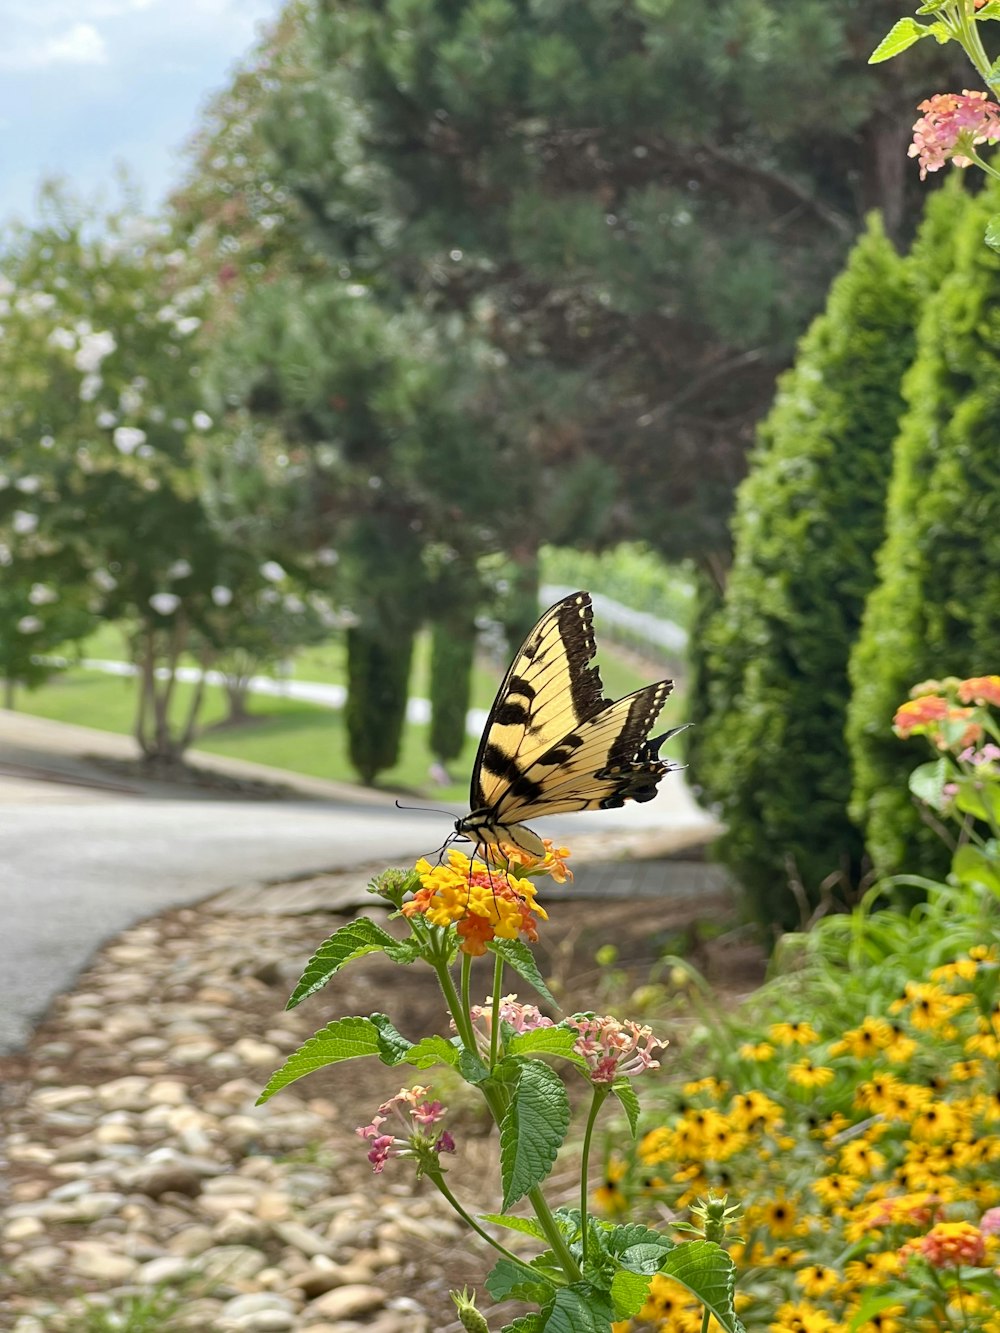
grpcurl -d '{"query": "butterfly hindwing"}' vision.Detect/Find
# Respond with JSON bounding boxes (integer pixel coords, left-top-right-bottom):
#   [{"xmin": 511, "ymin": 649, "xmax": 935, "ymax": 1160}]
[{"xmin": 470, "ymin": 591, "xmax": 610, "ymax": 812}]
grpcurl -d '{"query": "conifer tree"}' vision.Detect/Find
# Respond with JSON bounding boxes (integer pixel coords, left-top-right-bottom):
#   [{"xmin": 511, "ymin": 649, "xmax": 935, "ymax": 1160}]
[
  {"xmin": 696, "ymin": 216, "xmax": 918, "ymax": 931},
  {"xmin": 847, "ymin": 181, "xmax": 997, "ymax": 876}
]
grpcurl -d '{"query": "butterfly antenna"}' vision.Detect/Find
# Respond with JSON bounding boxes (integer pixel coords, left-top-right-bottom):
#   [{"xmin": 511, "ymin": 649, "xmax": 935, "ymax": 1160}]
[{"xmin": 394, "ymin": 799, "xmax": 456, "ymax": 818}]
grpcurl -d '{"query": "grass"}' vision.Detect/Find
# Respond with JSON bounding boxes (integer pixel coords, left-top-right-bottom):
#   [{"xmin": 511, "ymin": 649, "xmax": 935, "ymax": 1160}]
[{"xmin": 18, "ymin": 628, "xmax": 684, "ymax": 798}]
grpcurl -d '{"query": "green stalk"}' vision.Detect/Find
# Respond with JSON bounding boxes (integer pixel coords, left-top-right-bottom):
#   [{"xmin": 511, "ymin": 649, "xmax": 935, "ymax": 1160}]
[
  {"xmin": 433, "ymin": 952, "xmax": 478, "ymax": 1053},
  {"xmin": 461, "ymin": 951, "xmax": 473, "ymax": 1031},
  {"xmin": 955, "ymin": 0, "xmax": 998, "ymax": 92},
  {"xmin": 700, "ymin": 1310, "xmax": 711, "ymax": 1333},
  {"xmin": 578, "ymin": 1085, "xmax": 610, "ymax": 1266},
  {"xmin": 426, "ymin": 1168, "xmax": 531, "ymax": 1269},
  {"xmin": 490, "ymin": 952, "xmax": 504, "ymax": 1069},
  {"xmin": 526, "ymin": 1185, "xmax": 582, "ymax": 1281}
]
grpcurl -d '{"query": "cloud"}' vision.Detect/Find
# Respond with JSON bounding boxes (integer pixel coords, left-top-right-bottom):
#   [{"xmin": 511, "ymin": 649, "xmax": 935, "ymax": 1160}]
[{"xmin": 0, "ymin": 21, "xmax": 108, "ymax": 71}]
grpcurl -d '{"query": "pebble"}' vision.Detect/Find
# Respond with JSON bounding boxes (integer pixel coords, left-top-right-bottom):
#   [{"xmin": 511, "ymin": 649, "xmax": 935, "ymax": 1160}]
[{"xmin": 0, "ymin": 908, "xmax": 458, "ymax": 1331}]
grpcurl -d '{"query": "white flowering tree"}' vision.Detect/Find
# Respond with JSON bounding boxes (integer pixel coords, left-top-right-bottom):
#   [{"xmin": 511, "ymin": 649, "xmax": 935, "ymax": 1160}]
[{"xmin": 0, "ymin": 190, "xmax": 227, "ymax": 761}]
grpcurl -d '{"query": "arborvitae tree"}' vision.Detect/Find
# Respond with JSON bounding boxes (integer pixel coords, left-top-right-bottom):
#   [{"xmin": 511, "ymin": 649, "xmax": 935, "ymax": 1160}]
[
  {"xmin": 847, "ymin": 181, "xmax": 998, "ymax": 877},
  {"xmin": 695, "ymin": 215, "xmax": 918, "ymax": 932},
  {"xmin": 429, "ymin": 617, "xmax": 476, "ymax": 770}
]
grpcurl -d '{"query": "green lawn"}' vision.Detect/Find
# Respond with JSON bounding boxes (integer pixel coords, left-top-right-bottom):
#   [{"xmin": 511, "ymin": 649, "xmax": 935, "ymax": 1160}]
[{"xmin": 19, "ymin": 630, "xmax": 684, "ymax": 798}]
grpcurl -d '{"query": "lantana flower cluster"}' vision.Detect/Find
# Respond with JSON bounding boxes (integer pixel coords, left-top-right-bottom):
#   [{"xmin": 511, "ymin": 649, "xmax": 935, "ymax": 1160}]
[
  {"xmin": 402, "ymin": 846, "xmax": 555, "ymax": 956},
  {"xmin": 607, "ymin": 942, "xmax": 1000, "ymax": 1331},
  {"xmin": 909, "ymin": 90, "xmax": 1000, "ymax": 179}
]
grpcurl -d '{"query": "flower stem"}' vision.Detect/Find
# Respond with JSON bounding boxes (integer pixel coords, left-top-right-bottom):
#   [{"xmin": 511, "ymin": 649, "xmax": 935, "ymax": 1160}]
[
  {"xmin": 527, "ymin": 1185, "xmax": 582, "ymax": 1281},
  {"xmin": 578, "ymin": 1086, "xmax": 609, "ymax": 1267},
  {"xmin": 427, "ymin": 1169, "xmax": 530, "ymax": 1268},
  {"xmin": 434, "ymin": 953, "xmax": 477, "ymax": 1054},
  {"xmin": 701, "ymin": 1309, "xmax": 711, "ymax": 1333},
  {"xmin": 490, "ymin": 953, "xmax": 504, "ymax": 1069}
]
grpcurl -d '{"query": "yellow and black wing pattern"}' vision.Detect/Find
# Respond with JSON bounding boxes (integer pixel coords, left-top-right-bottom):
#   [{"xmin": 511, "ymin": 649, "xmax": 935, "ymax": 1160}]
[{"xmin": 457, "ymin": 591, "xmax": 680, "ymax": 856}]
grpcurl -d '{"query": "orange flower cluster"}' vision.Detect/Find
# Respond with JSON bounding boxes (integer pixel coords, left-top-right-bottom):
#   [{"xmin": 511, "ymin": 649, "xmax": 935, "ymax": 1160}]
[
  {"xmin": 901, "ymin": 1219, "xmax": 986, "ymax": 1269},
  {"xmin": 402, "ymin": 850, "xmax": 547, "ymax": 956}
]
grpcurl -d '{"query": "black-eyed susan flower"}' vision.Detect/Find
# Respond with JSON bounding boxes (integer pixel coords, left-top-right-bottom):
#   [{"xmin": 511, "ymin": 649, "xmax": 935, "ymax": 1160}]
[
  {"xmin": 739, "ymin": 1040, "xmax": 775, "ymax": 1062},
  {"xmin": 768, "ymin": 1020, "xmax": 820, "ymax": 1047},
  {"xmin": 789, "ymin": 1057, "xmax": 835, "ymax": 1090},
  {"xmin": 769, "ymin": 1300, "xmax": 838, "ymax": 1332},
  {"xmin": 795, "ymin": 1262, "xmax": 839, "ymax": 1298}
]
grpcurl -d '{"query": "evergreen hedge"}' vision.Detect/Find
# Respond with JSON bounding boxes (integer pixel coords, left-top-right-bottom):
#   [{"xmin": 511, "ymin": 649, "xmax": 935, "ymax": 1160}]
[
  {"xmin": 847, "ymin": 181, "xmax": 999, "ymax": 876},
  {"xmin": 429, "ymin": 616, "xmax": 476, "ymax": 767},
  {"xmin": 696, "ymin": 215, "xmax": 918, "ymax": 931}
]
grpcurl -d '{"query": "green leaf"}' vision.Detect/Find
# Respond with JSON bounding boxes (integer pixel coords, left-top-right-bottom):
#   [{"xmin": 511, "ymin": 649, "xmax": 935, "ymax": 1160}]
[
  {"xmin": 611, "ymin": 1079, "xmax": 641, "ymax": 1136},
  {"xmin": 486, "ymin": 1255, "xmax": 555, "ymax": 1304},
  {"xmin": 976, "ymin": 0, "xmax": 1000, "ymax": 18},
  {"xmin": 257, "ymin": 1016, "xmax": 382, "ymax": 1102},
  {"xmin": 507, "ymin": 1027, "xmax": 581, "ymax": 1061},
  {"xmin": 499, "ymin": 1059, "xmax": 570, "ymax": 1209},
  {"xmin": 479, "ymin": 1213, "xmax": 549, "ymax": 1241},
  {"xmin": 608, "ymin": 1222, "xmax": 676, "ymax": 1263},
  {"xmin": 869, "ymin": 17, "xmax": 931, "ymax": 63},
  {"xmin": 915, "ymin": 0, "xmax": 950, "ymax": 12},
  {"xmin": 285, "ymin": 917, "xmax": 413, "ymax": 1009},
  {"xmin": 457, "ymin": 1047, "xmax": 492, "ymax": 1085},
  {"xmin": 500, "ymin": 1318, "xmax": 544, "ymax": 1333},
  {"xmin": 369, "ymin": 1012, "xmax": 416, "ymax": 1064},
  {"xmin": 658, "ymin": 1241, "xmax": 744, "ymax": 1333},
  {"xmin": 401, "ymin": 1034, "xmax": 461, "ymax": 1069},
  {"xmin": 610, "ymin": 1268, "xmax": 650, "ymax": 1319},
  {"xmin": 490, "ymin": 938, "xmax": 557, "ymax": 1007},
  {"xmin": 955, "ymin": 779, "xmax": 1000, "ymax": 824},
  {"xmin": 544, "ymin": 1286, "xmax": 615, "ymax": 1332},
  {"xmin": 952, "ymin": 842, "xmax": 1000, "ymax": 895},
  {"xmin": 849, "ymin": 1288, "xmax": 914, "ymax": 1332},
  {"xmin": 909, "ymin": 757, "xmax": 950, "ymax": 809}
]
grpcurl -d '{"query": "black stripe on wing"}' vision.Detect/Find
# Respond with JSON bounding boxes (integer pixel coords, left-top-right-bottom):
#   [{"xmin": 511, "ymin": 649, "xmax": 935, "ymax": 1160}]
[{"xmin": 470, "ymin": 592, "xmax": 610, "ymax": 811}]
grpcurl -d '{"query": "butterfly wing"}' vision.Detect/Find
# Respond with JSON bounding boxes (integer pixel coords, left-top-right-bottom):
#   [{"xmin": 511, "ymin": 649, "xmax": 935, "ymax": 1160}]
[
  {"xmin": 460, "ymin": 591, "xmax": 677, "ymax": 853},
  {"xmin": 469, "ymin": 590, "xmax": 611, "ymax": 814},
  {"xmin": 486, "ymin": 680, "xmax": 677, "ymax": 825}
]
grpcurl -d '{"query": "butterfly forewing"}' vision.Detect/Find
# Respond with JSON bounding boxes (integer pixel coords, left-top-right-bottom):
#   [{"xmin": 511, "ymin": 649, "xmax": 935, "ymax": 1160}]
[{"xmin": 470, "ymin": 591, "xmax": 610, "ymax": 811}]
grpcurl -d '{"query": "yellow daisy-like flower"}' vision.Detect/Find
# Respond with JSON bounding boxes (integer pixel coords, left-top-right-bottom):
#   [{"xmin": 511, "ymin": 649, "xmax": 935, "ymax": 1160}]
[
  {"xmin": 849, "ymin": 1304, "xmax": 906, "ymax": 1333},
  {"xmin": 728, "ymin": 1089, "xmax": 784, "ymax": 1134},
  {"xmin": 739, "ymin": 1040, "xmax": 776, "ymax": 1062},
  {"xmin": 909, "ymin": 1100, "xmax": 963, "ymax": 1142},
  {"xmin": 769, "ymin": 1020, "xmax": 820, "ymax": 1046},
  {"xmin": 883, "ymin": 1023, "xmax": 917, "ymax": 1064},
  {"xmin": 759, "ymin": 1191, "xmax": 799, "ymax": 1238},
  {"xmin": 638, "ymin": 1125, "xmax": 674, "ymax": 1165},
  {"xmin": 795, "ymin": 1262, "xmax": 840, "ymax": 1298},
  {"xmin": 829, "ymin": 1015, "xmax": 893, "ymax": 1060},
  {"xmin": 812, "ymin": 1173, "xmax": 860, "ymax": 1209},
  {"xmin": 764, "ymin": 1244, "xmax": 808, "ymax": 1268},
  {"xmin": 839, "ymin": 1140, "xmax": 886, "ymax": 1178},
  {"xmin": 789, "ymin": 1058, "xmax": 835, "ymax": 1090},
  {"xmin": 890, "ymin": 981, "xmax": 969, "ymax": 1031},
  {"xmin": 592, "ymin": 1156, "xmax": 629, "ymax": 1215},
  {"xmin": 949, "ymin": 1058, "xmax": 982, "ymax": 1081},
  {"xmin": 844, "ymin": 1250, "xmax": 901, "ymax": 1285},
  {"xmin": 769, "ymin": 1301, "xmax": 838, "ymax": 1332},
  {"xmin": 681, "ymin": 1076, "xmax": 728, "ymax": 1100}
]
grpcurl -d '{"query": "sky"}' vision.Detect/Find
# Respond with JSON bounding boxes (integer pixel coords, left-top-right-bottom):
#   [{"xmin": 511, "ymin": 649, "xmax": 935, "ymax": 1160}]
[{"xmin": 0, "ymin": 0, "xmax": 285, "ymax": 226}]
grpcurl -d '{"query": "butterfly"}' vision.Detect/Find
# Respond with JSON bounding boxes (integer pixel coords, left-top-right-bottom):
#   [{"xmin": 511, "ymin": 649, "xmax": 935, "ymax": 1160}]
[{"xmin": 454, "ymin": 590, "xmax": 682, "ymax": 858}]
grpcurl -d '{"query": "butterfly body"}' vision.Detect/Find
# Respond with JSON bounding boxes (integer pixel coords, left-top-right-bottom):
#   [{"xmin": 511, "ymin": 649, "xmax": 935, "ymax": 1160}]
[{"xmin": 455, "ymin": 590, "xmax": 681, "ymax": 856}]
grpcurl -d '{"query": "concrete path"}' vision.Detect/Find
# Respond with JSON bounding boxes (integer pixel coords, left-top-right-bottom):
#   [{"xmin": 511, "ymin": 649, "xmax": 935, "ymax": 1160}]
[{"xmin": 0, "ymin": 710, "xmax": 717, "ymax": 1054}]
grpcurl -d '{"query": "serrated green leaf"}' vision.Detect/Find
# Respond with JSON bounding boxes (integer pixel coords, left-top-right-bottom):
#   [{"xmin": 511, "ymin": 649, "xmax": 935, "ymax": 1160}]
[
  {"xmin": 499, "ymin": 1059, "xmax": 570, "ymax": 1210},
  {"xmin": 285, "ymin": 918, "xmax": 404, "ymax": 1009},
  {"xmin": 611, "ymin": 1079, "xmax": 640, "ymax": 1136},
  {"xmin": 955, "ymin": 779, "xmax": 1000, "ymax": 824},
  {"xmin": 610, "ymin": 1267, "xmax": 651, "ymax": 1319},
  {"xmin": 369, "ymin": 1012, "xmax": 415, "ymax": 1064},
  {"xmin": 976, "ymin": 0, "xmax": 1000, "ymax": 18},
  {"xmin": 619, "ymin": 1242, "xmax": 678, "ymax": 1275},
  {"xmin": 544, "ymin": 1286, "xmax": 615, "ymax": 1333},
  {"xmin": 916, "ymin": 0, "xmax": 949, "ymax": 13},
  {"xmin": 457, "ymin": 1046, "xmax": 491, "ymax": 1085},
  {"xmin": 849, "ymin": 1288, "xmax": 914, "ymax": 1332},
  {"xmin": 501, "ymin": 1317, "xmax": 544, "ymax": 1333},
  {"xmin": 490, "ymin": 938, "xmax": 557, "ymax": 1007},
  {"xmin": 607, "ymin": 1222, "xmax": 676, "ymax": 1260},
  {"xmin": 869, "ymin": 17, "xmax": 931, "ymax": 63},
  {"xmin": 401, "ymin": 1034, "xmax": 461, "ymax": 1069},
  {"xmin": 986, "ymin": 215, "xmax": 1000, "ymax": 252},
  {"xmin": 479, "ymin": 1212, "xmax": 549, "ymax": 1241},
  {"xmin": 508, "ymin": 1027, "xmax": 581, "ymax": 1060},
  {"xmin": 658, "ymin": 1241, "xmax": 744, "ymax": 1333},
  {"xmin": 257, "ymin": 1016, "xmax": 381, "ymax": 1102},
  {"xmin": 485, "ymin": 1255, "xmax": 554, "ymax": 1304},
  {"xmin": 909, "ymin": 757, "xmax": 949, "ymax": 809}
]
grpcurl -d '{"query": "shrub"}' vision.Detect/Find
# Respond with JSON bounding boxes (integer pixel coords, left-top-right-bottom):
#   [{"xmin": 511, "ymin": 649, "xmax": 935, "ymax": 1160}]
[
  {"xmin": 847, "ymin": 180, "xmax": 1000, "ymax": 877},
  {"xmin": 696, "ymin": 215, "xmax": 918, "ymax": 931}
]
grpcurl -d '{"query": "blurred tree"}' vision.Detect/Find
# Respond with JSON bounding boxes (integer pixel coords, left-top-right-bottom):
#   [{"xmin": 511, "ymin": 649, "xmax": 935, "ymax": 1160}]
[
  {"xmin": 175, "ymin": 0, "xmax": 961, "ymax": 578},
  {"xmin": 846, "ymin": 180, "xmax": 996, "ymax": 879},
  {"xmin": 693, "ymin": 215, "xmax": 919, "ymax": 933}
]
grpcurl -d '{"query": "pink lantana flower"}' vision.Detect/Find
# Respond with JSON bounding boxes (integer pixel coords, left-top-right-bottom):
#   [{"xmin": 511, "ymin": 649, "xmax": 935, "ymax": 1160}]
[
  {"xmin": 569, "ymin": 1013, "xmax": 665, "ymax": 1084},
  {"xmin": 909, "ymin": 90, "xmax": 1000, "ymax": 180},
  {"xmin": 356, "ymin": 1085, "xmax": 455, "ymax": 1175}
]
